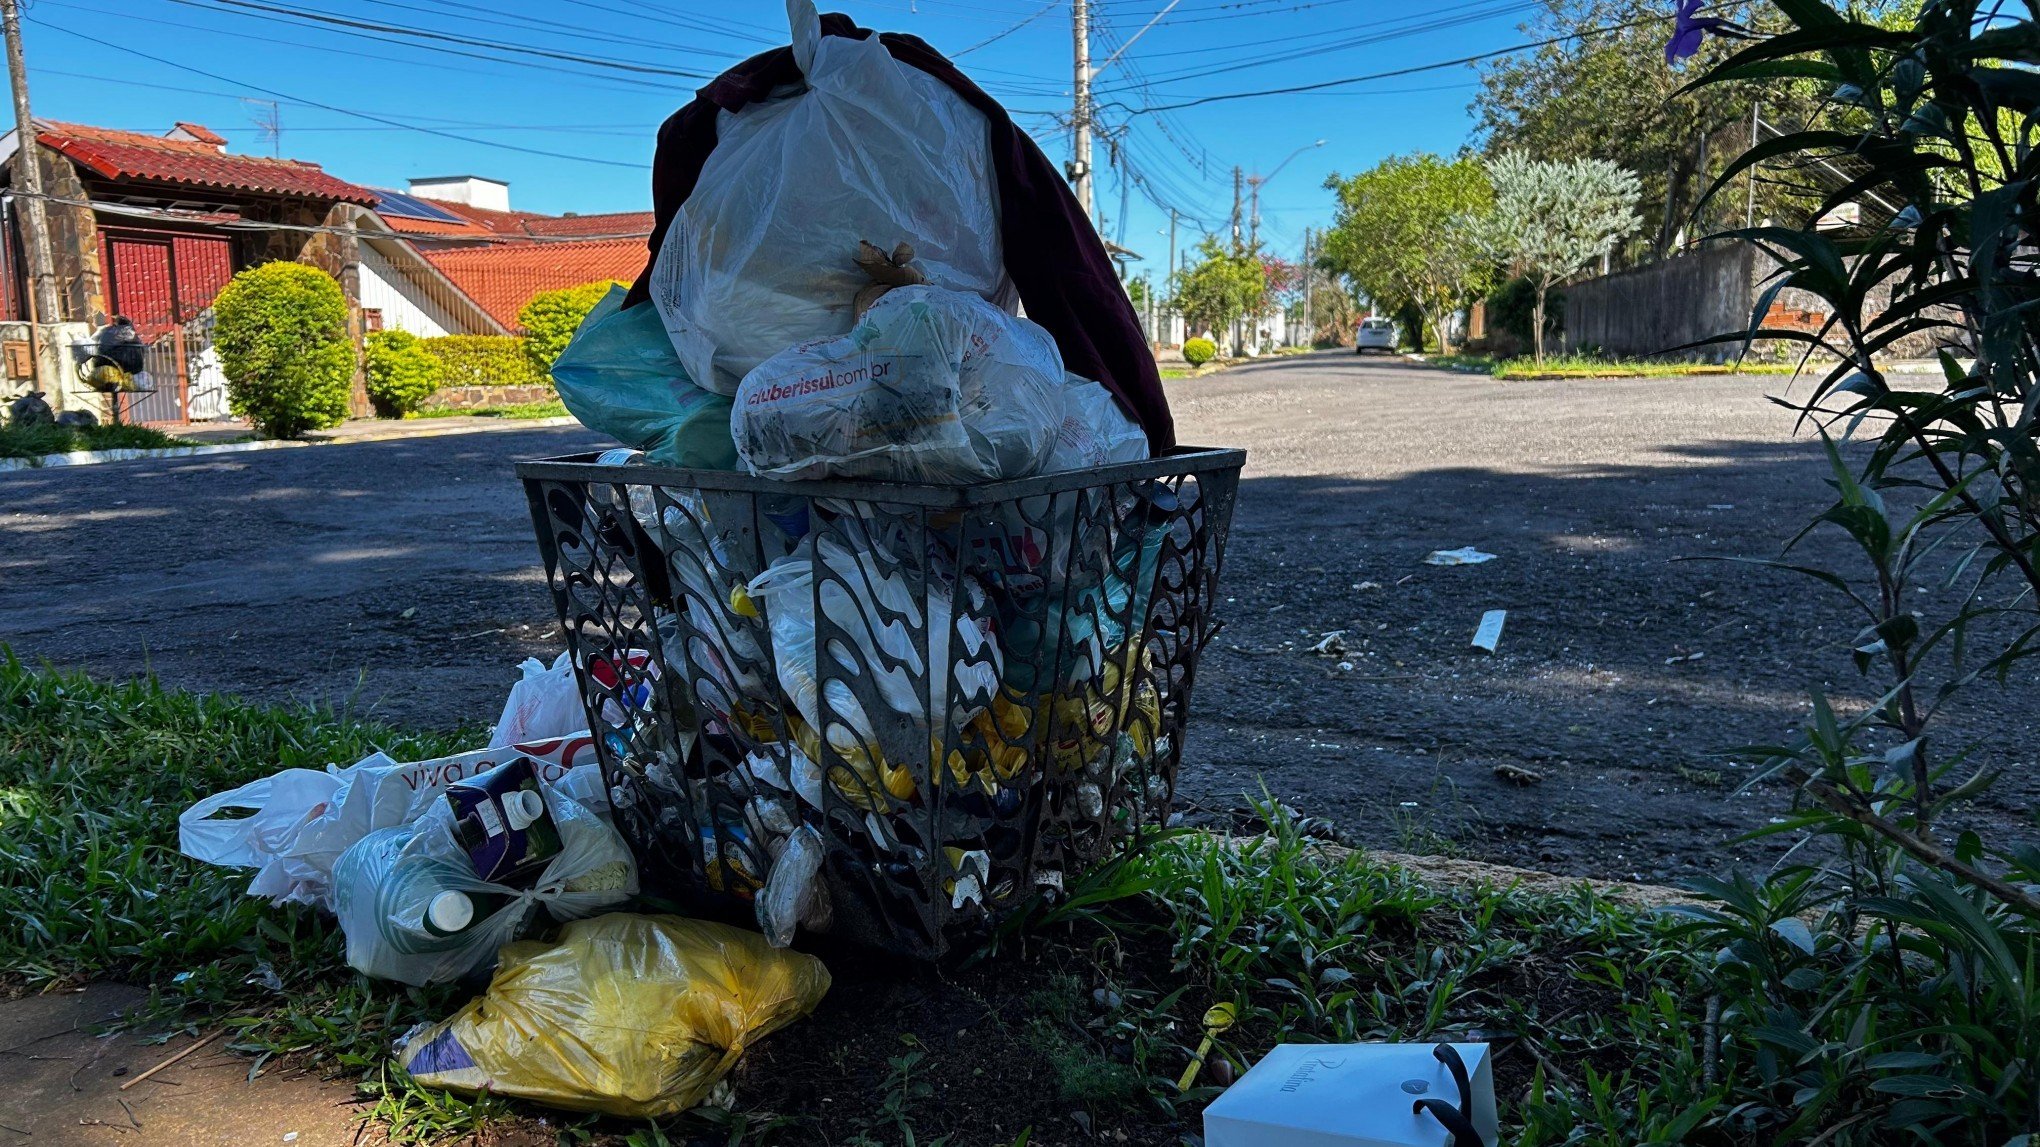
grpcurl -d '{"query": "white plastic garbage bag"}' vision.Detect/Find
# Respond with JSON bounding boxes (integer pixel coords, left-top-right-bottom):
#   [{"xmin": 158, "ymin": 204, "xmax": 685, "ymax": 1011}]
[
  {"xmin": 1044, "ymin": 373, "xmax": 1151, "ymax": 472},
  {"xmin": 490, "ymin": 653, "xmax": 586, "ymax": 749},
  {"xmin": 649, "ymin": 0, "xmax": 1016, "ymax": 396},
  {"xmin": 732, "ymin": 285, "xmax": 1065, "ymax": 484},
  {"xmin": 180, "ymin": 735, "xmax": 601, "ymax": 910},
  {"xmin": 330, "ymin": 771, "xmax": 636, "ymax": 986},
  {"xmin": 747, "ymin": 527, "xmax": 1001, "ymax": 738}
]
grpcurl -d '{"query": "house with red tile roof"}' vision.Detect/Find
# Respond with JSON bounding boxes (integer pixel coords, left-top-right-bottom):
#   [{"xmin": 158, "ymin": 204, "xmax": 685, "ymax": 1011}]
[
  {"xmin": 356, "ymin": 175, "xmax": 650, "ymax": 338},
  {"xmin": 0, "ymin": 118, "xmax": 378, "ymax": 422}
]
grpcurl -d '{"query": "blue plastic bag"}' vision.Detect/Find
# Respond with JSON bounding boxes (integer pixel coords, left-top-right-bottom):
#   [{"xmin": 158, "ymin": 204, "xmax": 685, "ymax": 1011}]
[{"xmin": 551, "ymin": 286, "xmax": 737, "ymax": 470}]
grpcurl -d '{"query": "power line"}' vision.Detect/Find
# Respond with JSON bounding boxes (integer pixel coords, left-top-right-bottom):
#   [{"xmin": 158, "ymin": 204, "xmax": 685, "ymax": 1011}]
[
  {"xmin": 954, "ymin": 0, "xmax": 1059, "ymax": 56},
  {"xmin": 169, "ymin": 0, "xmax": 716, "ymax": 80},
  {"xmin": 27, "ymin": 18, "xmax": 653, "ymax": 168},
  {"xmin": 39, "ymin": 0, "xmax": 691, "ymax": 96},
  {"xmin": 1129, "ymin": 11, "xmax": 1673, "ymax": 113}
]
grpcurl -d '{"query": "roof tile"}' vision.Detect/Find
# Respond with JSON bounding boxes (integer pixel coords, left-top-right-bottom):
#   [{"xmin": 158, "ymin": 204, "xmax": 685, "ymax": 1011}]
[
  {"xmin": 37, "ymin": 121, "xmax": 376, "ymax": 205},
  {"xmin": 419, "ymin": 239, "xmax": 644, "ymax": 330}
]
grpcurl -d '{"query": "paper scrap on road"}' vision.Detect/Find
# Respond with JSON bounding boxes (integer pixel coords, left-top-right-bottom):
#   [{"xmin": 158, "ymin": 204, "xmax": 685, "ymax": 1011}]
[
  {"xmin": 1471, "ymin": 609, "xmax": 1507, "ymax": 653},
  {"xmin": 1665, "ymin": 650, "xmax": 1706, "ymax": 664},
  {"xmin": 1426, "ymin": 546, "xmax": 1497, "ymax": 566}
]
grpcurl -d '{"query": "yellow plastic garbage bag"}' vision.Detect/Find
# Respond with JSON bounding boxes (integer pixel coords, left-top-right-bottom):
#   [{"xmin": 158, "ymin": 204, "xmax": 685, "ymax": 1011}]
[{"xmin": 397, "ymin": 913, "xmax": 831, "ymax": 1117}]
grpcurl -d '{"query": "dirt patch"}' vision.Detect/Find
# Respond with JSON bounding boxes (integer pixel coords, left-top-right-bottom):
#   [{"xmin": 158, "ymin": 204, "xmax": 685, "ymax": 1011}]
[{"xmin": 0, "ymin": 984, "xmax": 376, "ymax": 1147}]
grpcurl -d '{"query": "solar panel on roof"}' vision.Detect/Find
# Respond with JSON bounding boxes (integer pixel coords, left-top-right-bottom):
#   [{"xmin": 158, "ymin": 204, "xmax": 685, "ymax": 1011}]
[{"xmin": 372, "ymin": 189, "xmax": 468, "ymax": 224}]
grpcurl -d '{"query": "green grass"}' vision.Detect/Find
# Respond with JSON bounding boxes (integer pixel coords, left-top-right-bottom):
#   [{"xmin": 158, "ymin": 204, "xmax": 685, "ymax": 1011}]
[
  {"xmin": 412, "ymin": 398, "xmax": 568, "ymax": 420},
  {"xmin": 1425, "ymin": 353, "xmax": 1799, "ymax": 380},
  {"xmin": 0, "ymin": 422, "xmax": 187, "ymax": 461},
  {"xmin": 1, "ymin": 657, "xmax": 1753, "ymax": 1145}
]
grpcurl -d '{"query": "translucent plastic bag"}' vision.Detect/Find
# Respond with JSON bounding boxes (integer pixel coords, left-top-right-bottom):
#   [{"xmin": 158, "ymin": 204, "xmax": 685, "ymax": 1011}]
[
  {"xmin": 732, "ymin": 285, "xmax": 1065, "ymax": 483},
  {"xmin": 489, "ymin": 653, "xmax": 584, "ymax": 749},
  {"xmin": 180, "ymin": 736, "xmax": 602, "ymax": 910},
  {"xmin": 648, "ymin": 0, "xmax": 1015, "ymax": 396},
  {"xmin": 1045, "ymin": 373, "xmax": 1150, "ymax": 472},
  {"xmin": 397, "ymin": 913, "xmax": 831, "ymax": 1117},
  {"xmin": 551, "ymin": 286, "xmax": 737, "ymax": 469},
  {"xmin": 330, "ymin": 772, "xmax": 636, "ymax": 986}
]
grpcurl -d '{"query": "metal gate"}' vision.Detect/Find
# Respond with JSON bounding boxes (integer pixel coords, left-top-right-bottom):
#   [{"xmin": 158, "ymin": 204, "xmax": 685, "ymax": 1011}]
[{"xmin": 98, "ymin": 229, "xmax": 234, "ymax": 425}]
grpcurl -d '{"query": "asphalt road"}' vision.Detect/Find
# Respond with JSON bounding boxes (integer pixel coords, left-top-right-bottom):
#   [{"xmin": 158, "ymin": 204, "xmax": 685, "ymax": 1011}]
[{"xmin": 5, "ymin": 351, "xmax": 2031, "ymax": 882}]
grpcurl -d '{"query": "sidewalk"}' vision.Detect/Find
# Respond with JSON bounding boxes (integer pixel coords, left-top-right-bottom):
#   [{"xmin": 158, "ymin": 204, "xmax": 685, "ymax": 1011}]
[{"xmin": 177, "ymin": 414, "xmax": 577, "ymax": 446}]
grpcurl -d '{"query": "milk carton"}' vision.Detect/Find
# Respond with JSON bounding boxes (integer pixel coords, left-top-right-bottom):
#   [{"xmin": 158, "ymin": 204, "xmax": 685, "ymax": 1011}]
[{"xmin": 1203, "ymin": 1042, "xmax": 1498, "ymax": 1147}]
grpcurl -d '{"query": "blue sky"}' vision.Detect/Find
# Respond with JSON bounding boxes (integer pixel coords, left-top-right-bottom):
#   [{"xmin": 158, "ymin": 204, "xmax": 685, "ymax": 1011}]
[{"xmin": 20, "ymin": 0, "xmax": 1538, "ymax": 277}]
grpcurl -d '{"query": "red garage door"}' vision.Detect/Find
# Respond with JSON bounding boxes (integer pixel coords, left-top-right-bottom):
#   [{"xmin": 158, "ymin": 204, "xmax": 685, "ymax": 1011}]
[{"xmin": 99, "ymin": 231, "xmax": 235, "ymax": 424}]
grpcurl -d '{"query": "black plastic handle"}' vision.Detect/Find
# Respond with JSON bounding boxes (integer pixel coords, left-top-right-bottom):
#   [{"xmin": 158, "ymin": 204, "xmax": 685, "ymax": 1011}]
[
  {"xmin": 1433, "ymin": 1042, "xmax": 1474, "ymax": 1120},
  {"xmin": 1411, "ymin": 1097, "xmax": 1482, "ymax": 1145}
]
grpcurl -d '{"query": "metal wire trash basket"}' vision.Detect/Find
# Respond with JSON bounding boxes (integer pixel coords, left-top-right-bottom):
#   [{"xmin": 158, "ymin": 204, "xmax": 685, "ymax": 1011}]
[{"xmin": 518, "ymin": 447, "xmax": 1244, "ymax": 958}]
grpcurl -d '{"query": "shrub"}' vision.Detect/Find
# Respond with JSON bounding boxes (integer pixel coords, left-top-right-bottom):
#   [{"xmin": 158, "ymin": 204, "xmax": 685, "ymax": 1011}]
[
  {"xmin": 363, "ymin": 330, "xmax": 444, "ymax": 418},
  {"xmin": 1181, "ymin": 336, "xmax": 1217, "ymax": 366},
  {"xmin": 421, "ymin": 335, "xmax": 550, "ymax": 391},
  {"xmin": 1486, "ymin": 275, "xmax": 1563, "ymax": 347},
  {"xmin": 212, "ymin": 262, "xmax": 355, "ymax": 438},
  {"xmin": 517, "ymin": 280, "xmax": 616, "ymax": 375}
]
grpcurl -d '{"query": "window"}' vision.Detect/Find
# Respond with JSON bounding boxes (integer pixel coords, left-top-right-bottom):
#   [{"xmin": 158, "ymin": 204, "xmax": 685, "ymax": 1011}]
[{"xmin": 361, "ymin": 308, "xmax": 384, "ymax": 333}]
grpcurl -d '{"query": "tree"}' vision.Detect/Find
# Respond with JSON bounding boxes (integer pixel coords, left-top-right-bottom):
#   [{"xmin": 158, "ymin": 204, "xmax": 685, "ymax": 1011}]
[
  {"xmin": 517, "ymin": 280, "xmax": 616, "ymax": 375},
  {"xmin": 212, "ymin": 261, "xmax": 355, "ymax": 439},
  {"xmin": 1171, "ymin": 237, "xmax": 1266, "ymax": 348},
  {"xmin": 1467, "ymin": 153, "xmax": 1641, "ymax": 364},
  {"xmin": 1319, "ymin": 153, "xmax": 1493, "ymax": 353},
  {"xmin": 1474, "ymin": 0, "xmax": 1821, "ymax": 261}
]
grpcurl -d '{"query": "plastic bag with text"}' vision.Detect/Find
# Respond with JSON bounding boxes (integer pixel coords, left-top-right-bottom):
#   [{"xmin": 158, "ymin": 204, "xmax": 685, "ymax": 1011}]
[
  {"xmin": 179, "ymin": 735, "xmax": 601, "ymax": 910},
  {"xmin": 397, "ymin": 913, "xmax": 831, "ymax": 1116},
  {"xmin": 732, "ymin": 285, "xmax": 1064, "ymax": 484}
]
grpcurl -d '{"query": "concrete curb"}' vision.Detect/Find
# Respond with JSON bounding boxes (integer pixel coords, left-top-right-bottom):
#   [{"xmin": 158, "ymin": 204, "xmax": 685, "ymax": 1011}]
[{"xmin": 0, "ymin": 415, "xmax": 582, "ymax": 472}]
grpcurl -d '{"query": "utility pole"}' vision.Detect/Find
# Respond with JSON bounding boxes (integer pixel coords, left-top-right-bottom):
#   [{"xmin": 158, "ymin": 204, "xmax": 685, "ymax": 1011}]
[
  {"xmin": 1069, "ymin": 0, "xmax": 1093, "ymax": 223},
  {"xmin": 2, "ymin": 0, "xmax": 65, "ymax": 399},
  {"xmin": 1229, "ymin": 166, "xmax": 1243, "ymax": 250},
  {"xmin": 1166, "ymin": 207, "xmax": 1178, "ymax": 294},
  {"xmin": 1301, "ymin": 227, "xmax": 1313, "ymax": 349},
  {"xmin": 1248, "ymin": 176, "xmax": 1261, "ymax": 250}
]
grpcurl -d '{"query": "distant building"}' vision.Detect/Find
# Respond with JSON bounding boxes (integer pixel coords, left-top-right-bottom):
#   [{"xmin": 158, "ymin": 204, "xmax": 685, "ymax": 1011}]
[{"xmin": 0, "ymin": 118, "xmax": 376, "ymax": 421}]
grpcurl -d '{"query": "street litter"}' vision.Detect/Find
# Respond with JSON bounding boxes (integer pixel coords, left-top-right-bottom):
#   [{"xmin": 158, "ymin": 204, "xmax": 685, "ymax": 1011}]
[
  {"xmin": 1425, "ymin": 546, "xmax": 1497, "ymax": 566},
  {"xmin": 1471, "ymin": 609, "xmax": 1507, "ymax": 653},
  {"xmin": 1665, "ymin": 650, "xmax": 1706, "ymax": 664},
  {"xmin": 1493, "ymin": 763, "xmax": 1543, "ymax": 786},
  {"xmin": 179, "ymin": 732, "xmax": 602, "ymax": 911},
  {"xmin": 1308, "ymin": 630, "xmax": 1347, "ymax": 656},
  {"xmin": 1204, "ymin": 1042, "xmax": 1498, "ymax": 1147},
  {"xmin": 397, "ymin": 913, "xmax": 830, "ymax": 1117}
]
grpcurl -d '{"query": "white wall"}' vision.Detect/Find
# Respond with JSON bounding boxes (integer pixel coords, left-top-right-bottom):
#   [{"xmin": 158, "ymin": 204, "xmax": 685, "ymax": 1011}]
[{"xmin": 359, "ymin": 245, "xmax": 466, "ymax": 338}]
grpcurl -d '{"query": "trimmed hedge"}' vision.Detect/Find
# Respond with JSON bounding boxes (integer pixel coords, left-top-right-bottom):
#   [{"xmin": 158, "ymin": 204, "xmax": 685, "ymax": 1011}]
[
  {"xmin": 1182, "ymin": 336, "xmax": 1217, "ymax": 366},
  {"xmin": 213, "ymin": 261, "xmax": 354, "ymax": 438},
  {"xmin": 421, "ymin": 335, "xmax": 551, "ymax": 391},
  {"xmin": 517, "ymin": 280, "xmax": 617, "ymax": 375},
  {"xmin": 364, "ymin": 330, "xmax": 444, "ymax": 418}
]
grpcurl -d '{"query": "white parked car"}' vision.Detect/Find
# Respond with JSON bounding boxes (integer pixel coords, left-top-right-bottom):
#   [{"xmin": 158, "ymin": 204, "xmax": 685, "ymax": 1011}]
[{"xmin": 1354, "ymin": 317, "xmax": 1398, "ymax": 353}]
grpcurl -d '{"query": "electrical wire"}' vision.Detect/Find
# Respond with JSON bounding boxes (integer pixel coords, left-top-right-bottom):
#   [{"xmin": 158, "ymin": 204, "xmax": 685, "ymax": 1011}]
[
  {"xmin": 1128, "ymin": 9, "xmax": 1676, "ymax": 112},
  {"xmin": 27, "ymin": 18, "xmax": 655, "ymax": 169},
  {"xmin": 953, "ymin": 0, "xmax": 1060, "ymax": 56},
  {"xmin": 168, "ymin": 0, "xmax": 717, "ymax": 80}
]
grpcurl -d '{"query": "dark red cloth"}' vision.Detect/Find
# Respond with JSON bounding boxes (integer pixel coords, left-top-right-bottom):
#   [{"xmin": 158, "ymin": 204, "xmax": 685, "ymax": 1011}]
[{"xmin": 620, "ymin": 14, "xmax": 1175, "ymax": 452}]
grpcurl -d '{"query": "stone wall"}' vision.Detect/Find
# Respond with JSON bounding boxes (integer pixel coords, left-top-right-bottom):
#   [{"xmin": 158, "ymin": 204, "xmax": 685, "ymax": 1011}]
[
  {"xmin": 32, "ymin": 150, "xmax": 101, "ymax": 324},
  {"xmin": 420, "ymin": 383, "xmax": 557, "ymax": 412}
]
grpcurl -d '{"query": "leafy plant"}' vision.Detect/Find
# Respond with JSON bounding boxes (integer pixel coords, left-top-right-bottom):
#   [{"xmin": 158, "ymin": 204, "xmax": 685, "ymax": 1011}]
[
  {"xmin": 1465, "ymin": 153, "xmax": 1641, "ymax": 364},
  {"xmin": 1665, "ymin": 0, "xmax": 2040, "ymax": 1139},
  {"xmin": 1181, "ymin": 336, "xmax": 1217, "ymax": 366},
  {"xmin": 1172, "ymin": 238, "xmax": 1267, "ymax": 347},
  {"xmin": 1319, "ymin": 152, "xmax": 1495, "ymax": 354},
  {"xmin": 516, "ymin": 280, "xmax": 616, "ymax": 375},
  {"xmin": 420, "ymin": 334, "xmax": 550, "ymax": 390},
  {"xmin": 212, "ymin": 261, "xmax": 355, "ymax": 438},
  {"xmin": 363, "ymin": 329, "xmax": 444, "ymax": 418}
]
